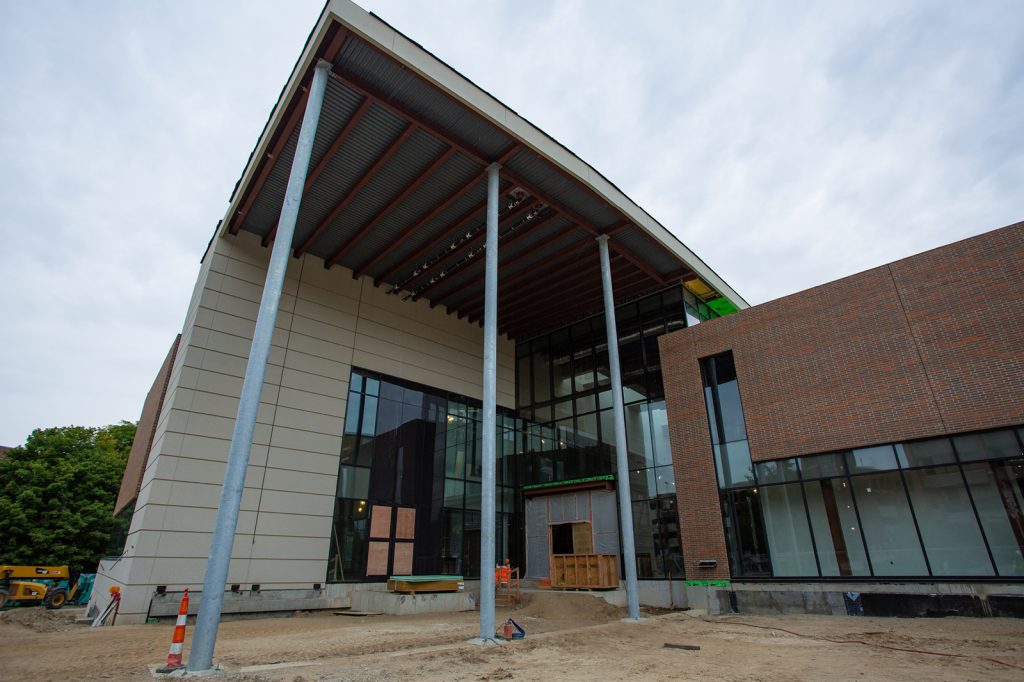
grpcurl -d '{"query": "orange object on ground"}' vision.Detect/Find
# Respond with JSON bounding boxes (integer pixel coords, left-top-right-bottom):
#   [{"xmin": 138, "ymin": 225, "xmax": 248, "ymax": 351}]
[{"xmin": 158, "ymin": 588, "xmax": 189, "ymax": 672}]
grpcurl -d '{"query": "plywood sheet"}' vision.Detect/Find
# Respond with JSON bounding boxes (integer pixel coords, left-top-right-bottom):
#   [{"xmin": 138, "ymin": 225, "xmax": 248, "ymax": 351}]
[
  {"xmin": 370, "ymin": 505, "xmax": 392, "ymax": 539},
  {"xmin": 392, "ymin": 541, "xmax": 413, "ymax": 575},
  {"xmin": 572, "ymin": 521, "xmax": 594, "ymax": 554},
  {"xmin": 395, "ymin": 507, "xmax": 416, "ymax": 540},
  {"xmin": 366, "ymin": 541, "xmax": 390, "ymax": 575}
]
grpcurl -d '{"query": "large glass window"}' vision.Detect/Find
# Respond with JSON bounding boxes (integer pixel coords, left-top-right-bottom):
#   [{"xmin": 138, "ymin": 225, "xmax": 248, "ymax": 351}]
[
  {"xmin": 759, "ymin": 483, "xmax": 817, "ymax": 576},
  {"xmin": 514, "ymin": 286, "xmax": 688, "ymax": 581},
  {"xmin": 903, "ymin": 465, "xmax": 993, "ymax": 576},
  {"xmin": 962, "ymin": 458, "xmax": 1024, "ymax": 576},
  {"xmin": 850, "ymin": 471, "xmax": 928, "ymax": 575},
  {"xmin": 804, "ymin": 477, "xmax": 870, "ymax": 576},
  {"xmin": 329, "ymin": 371, "xmax": 521, "ymax": 583},
  {"xmin": 702, "ymin": 352, "xmax": 754, "ymax": 490},
  {"xmin": 720, "ymin": 418, "xmax": 1024, "ymax": 579}
]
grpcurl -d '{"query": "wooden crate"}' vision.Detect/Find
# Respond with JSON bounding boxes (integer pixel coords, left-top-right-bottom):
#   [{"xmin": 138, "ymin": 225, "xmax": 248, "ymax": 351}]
[{"xmin": 551, "ymin": 554, "xmax": 618, "ymax": 589}]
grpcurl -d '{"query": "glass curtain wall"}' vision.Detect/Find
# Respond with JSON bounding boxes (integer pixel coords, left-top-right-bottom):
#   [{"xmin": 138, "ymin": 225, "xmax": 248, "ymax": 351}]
[
  {"xmin": 516, "ymin": 286, "xmax": 699, "ymax": 578},
  {"xmin": 328, "ymin": 370, "xmax": 522, "ymax": 582},
  {"xmin": 718, "ymin": 428, "xmax": 1024, "ymax": 579},
  {"xmin": 701, "ymin": 352, "xmax": 1024, "ymax": 579}
]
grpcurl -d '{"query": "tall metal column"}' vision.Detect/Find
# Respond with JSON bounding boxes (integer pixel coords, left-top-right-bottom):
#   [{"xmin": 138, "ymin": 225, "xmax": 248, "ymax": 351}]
[
  {"xmin": 596, "ymin": 235, "xmax": 641, "ymax": 620},
  {"xmin": 188, "ymin": 59, "xmax": 332, "ymax": 672},
  {"xmin": 478, "ymin": 162, "xmax": 501, "ymax": 642}
]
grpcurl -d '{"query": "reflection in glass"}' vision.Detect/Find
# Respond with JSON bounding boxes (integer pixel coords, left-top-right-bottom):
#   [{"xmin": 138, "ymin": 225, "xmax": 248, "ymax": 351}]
[
  {"xmin": 954, "ymin": 430, "xmax": 1021, "ymax": 462},
  {"xmin": 895, "ymin": 438, "xmax": 956, "ymax": 469},
  {"xmin": 962, "ymin": 459, "xmax": 1024, "ymax": 576},
  {"xmin": 759, "ymin": 483, "xmax": 817, "ymax": 576},
  {"xmin": 903, "ymin": 465, "xmax": 993, "ymax": 575},
  {"xmin": 804, "ymin": 477, "xmax": 870, "ymax": 576},
  {"xmin": 850, "ymin": 472, "xmax": 928, "ymax": 575},
  {"xmin": 846, "ymin": 445, "xmax": 898, "ymax": 474}
]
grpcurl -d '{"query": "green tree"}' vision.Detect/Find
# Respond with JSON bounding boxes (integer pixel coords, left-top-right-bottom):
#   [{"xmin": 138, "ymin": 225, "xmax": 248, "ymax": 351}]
[{"xmin": 0, "ymin": 422, "xmax": 135, "ymax": 572}]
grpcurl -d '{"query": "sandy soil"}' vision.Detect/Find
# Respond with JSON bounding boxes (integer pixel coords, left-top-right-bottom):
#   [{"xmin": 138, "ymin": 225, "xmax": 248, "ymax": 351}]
[{"xmin": 1, "ymin": 593, "xmax": 1023, "ymax": 681}]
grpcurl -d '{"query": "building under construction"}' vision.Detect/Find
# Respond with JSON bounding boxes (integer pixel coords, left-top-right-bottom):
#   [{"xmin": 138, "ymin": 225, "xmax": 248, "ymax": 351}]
[{"xmin": 94, "ymin": 0, "xmax": 1024, "ymax": 625}]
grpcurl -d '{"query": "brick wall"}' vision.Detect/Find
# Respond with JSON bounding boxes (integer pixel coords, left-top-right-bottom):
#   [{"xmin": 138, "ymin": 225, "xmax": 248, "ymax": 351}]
[{"xmin": 659, "ymin": 221, "xmax": 1024, "ymax": 579}]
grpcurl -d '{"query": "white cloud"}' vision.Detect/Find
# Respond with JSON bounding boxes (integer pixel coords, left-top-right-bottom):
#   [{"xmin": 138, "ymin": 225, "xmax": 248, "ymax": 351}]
[{"xmin": 0, "ymin": 0, "xmax": 1020, "ymax": 443}]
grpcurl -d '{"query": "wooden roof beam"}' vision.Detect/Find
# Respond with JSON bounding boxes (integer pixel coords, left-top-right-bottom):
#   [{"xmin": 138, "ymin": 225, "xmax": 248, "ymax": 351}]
[
  {"xmin": 323, "ymin": 146, "xmax": 456, "ymax": 267},
  {"xmin": 296, "ymin": 124, "xmax": 418, "ymax": 259},
  {"xmin": 230, "ymin": 27, "xmax": 350, "ymax": 234},
  {"xmin": 262, "ymin": 96, "xmax": 373, "ymax": 246}
]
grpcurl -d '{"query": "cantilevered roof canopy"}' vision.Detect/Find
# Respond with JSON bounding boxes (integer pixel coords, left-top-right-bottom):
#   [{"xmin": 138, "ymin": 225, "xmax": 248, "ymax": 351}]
[{"xmin": 221, "ymin": 0, "xmax": 747, "ymax": 340}]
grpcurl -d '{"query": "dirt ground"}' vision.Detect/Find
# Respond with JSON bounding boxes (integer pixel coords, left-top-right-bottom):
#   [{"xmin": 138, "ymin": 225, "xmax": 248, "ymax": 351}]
[{"xmin": 2, "ymin": 592, "xmax": 1023, "ymax": 681}]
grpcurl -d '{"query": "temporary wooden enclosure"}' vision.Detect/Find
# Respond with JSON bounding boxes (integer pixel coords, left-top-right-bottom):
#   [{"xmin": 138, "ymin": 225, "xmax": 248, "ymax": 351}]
[{"xmin": 551, "ymin": 554, "xmax": 619, "ymax": 589}]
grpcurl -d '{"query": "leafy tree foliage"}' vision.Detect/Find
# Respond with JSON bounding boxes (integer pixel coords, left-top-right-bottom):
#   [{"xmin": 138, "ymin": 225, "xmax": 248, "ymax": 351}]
[{"xmin": 0, "ymin": 422, "xmax": 135, "ymax": 572}]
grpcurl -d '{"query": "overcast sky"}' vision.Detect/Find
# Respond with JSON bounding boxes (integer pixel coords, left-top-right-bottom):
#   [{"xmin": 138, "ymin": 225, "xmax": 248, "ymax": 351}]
[{"xmin": 0, "ymin": 0, "xmax": 1021, "ymax": 445}]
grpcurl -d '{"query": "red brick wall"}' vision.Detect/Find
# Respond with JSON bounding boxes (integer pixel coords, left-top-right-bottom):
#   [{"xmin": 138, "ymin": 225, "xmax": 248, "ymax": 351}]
[
  {"xmin": 659, "ymin": 221, "xmax": 1024, "ymax": 579},
  {"xmin": 114, "ymin": 335, "xmax": 180, "ymax": 515}
]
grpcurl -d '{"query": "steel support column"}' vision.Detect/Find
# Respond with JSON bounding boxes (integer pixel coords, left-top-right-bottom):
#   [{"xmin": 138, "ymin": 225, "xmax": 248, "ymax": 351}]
[
  {"xmin": 188, "ymin": 59, "xmax": 332, "ymax": 672},
  {"xmin": 478, "ymin": 162, "xmax": 500, "ymax": 642},
  {"xmin": 596, "ymin": 235, "xmax": 641, "ymax": 620}
]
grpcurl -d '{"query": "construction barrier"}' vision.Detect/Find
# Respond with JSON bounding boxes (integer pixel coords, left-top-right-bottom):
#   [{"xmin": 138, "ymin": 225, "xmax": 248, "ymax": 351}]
[
  {"xmin": 157, "ymin": 589, "xmax": 189, "ymax": 673},
  {"xmin": 90, "ymin": 587, "xmax": 121, "ymax": 627}
]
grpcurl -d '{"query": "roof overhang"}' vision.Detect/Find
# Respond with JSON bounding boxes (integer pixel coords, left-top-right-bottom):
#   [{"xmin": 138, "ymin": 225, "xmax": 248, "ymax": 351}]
[{"xmin": 219, "ymin": 0, "xmax": 747, "ymax": 339}]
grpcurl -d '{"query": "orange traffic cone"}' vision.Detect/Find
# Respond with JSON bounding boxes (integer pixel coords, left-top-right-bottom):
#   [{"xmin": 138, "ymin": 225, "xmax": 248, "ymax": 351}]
[{"xmin": 157, "ymin": 588, "xmax": 189, "ymax": 673}]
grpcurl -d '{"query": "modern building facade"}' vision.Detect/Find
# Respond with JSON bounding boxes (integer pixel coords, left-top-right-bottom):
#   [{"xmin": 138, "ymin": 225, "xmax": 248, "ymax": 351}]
[
  {"xmin": 94, "ymin": 0, "xmax": 1023, "ymax": 624},
  {"xmin": 661, "ymin": 222, "xmax": 1024, "ymax": 594}
]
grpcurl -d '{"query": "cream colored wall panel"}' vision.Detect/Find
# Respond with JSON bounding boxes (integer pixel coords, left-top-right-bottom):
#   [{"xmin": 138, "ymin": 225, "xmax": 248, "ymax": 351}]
[
  {"xmin": 243, "ymin": 559, "xmax": 326, "ymax": 585},
  {"xmin": 209, "ymin": 310, "xmax": 257, "ymax": 341},
  {"xmin": 155, "ymin": 504, "xmax": 219, "ymax": 533},
  {"xmin": 286, "ymin": 329, "xmax": 353, "ymax": 364},
  {"xmin": 352, "ymin": 348, "xmax": 478, "ymax": 400},
  {"xmin": 261, "ymin": 466, "xmax": 337, "ymax": 496},
  {"xmin": 187, "ymin": 390, "xmax": 240, "ymax": 420},
  {"xmin": 290, "ymin": 314, "xmax": 357, "ymax": 349},
  {"xmin": 280, "ymin": 366, "xmax": 346, "ymax": 399},
  {"xmin": 295, "ymin": 279, "xmax": 361, "ymax": 315},
  {"xmin": 184, "ymin": 412, "xmax": 237, "ymax": 441},
  {"xmin": 253, "ymin": 512, "xmax": 334, "ymax": 538},
  {"xmin": 248, "ymin": 536, "xmax": 330, "ymax": 561},
  {"xmin": 356, "ymin": 297, "xmax": 482, "ymax": 346},
  {"xmin": 187, "ymin": 326, "xmax": 211, "ymax": 352},
  {"xmin": 152, "ymin": 531, "xmax": 216, "ymax": 559},
  {"xmin": 197, "ymin": 346, "xmax": 249, "ymax": 376},
  {"xmin": 177, "ymin": 433, "xmax": 231, "ymax": 464},
  {"xmin": 203, "ymin": 328, "xmax": 255, "ymax": 360},
  {"xmin": 163, "ymin": 456, "xmax": 264, "ymax": 491},
  {"xmin": 192, "ymin": 370, "xmax": 243, "ymax": 399},
  {"xmin": 276, "ymin": 387, "xmax": 346, "ymax": 418},
  {"xmin": 209, "ymin": 251, "xmax": 231, "ymax": 277},
  {"xmin": 223, "ymin": 256, "xmax": 275, "ymax": 288},
  {"xmin": 355, "ymin": 318, "xmax": 482, "ymax": 373},
  {"xmin": 253, "ymin": 422, "xmax": 273, "ymax": 447},
  {"xmin": 193, "ymin": 306, "xmax": 216, "ymax": 332},
  {"xmin": 293, "ymin": 297, "xmax": 359, "ymax": 331},
  {"xmin": 264, "ymin": 446, "xmax": 339, "ymax": 476},
  {"xmin": 271, "ymin": 405, "xmax": 344, "ymax": 438},
  {"xmin": 128, "ymin": 504, "xmax": 166, "ymax": 533},
  {"xmin": 152, "ymin": 430, "xmax": 184, "ymax": 459},
  {"xmin": 136, "ymin": 478, "xmax": 174, "ymax": 507},
  {"xmin": 296, "ymin": 257, "xmax": 362, "ymax": 298},
  {"xmin": 214, "ymin": 290, "xmax": 262, "ymax": 322},
  {"xmin": 181, "ymin": 345, "xmax": 208, "ymax": 372},
  {"xmin": 161, "ymin": 408, "xmax": 190, "ymax": 435},
  {"xmin": 351, "ymin": 337, "xmax": 478, "ymax": 381},
  {"xmin": 217, "ymin": 272, "xmax": 266, "ymax": 305},
  {"xmin": 268, "ymin": 425, "xmax": 341, "ymax": 456},
  {"xmin": 257, "ymin": 489, "xmax": 335, "ymax": 516},
  {"xmin": 282, "ymin": 349, "xmax": 348, "ymax": 382},
  {"xmin": 147, "ymin": 557, "xmax": 222, "ymax": 586}
]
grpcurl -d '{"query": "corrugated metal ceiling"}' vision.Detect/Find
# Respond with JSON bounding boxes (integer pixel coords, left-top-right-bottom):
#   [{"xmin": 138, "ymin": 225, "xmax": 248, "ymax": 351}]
[{"xmin": 229, "ymin": 26, "xmax": 714, "ymax": 339}]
